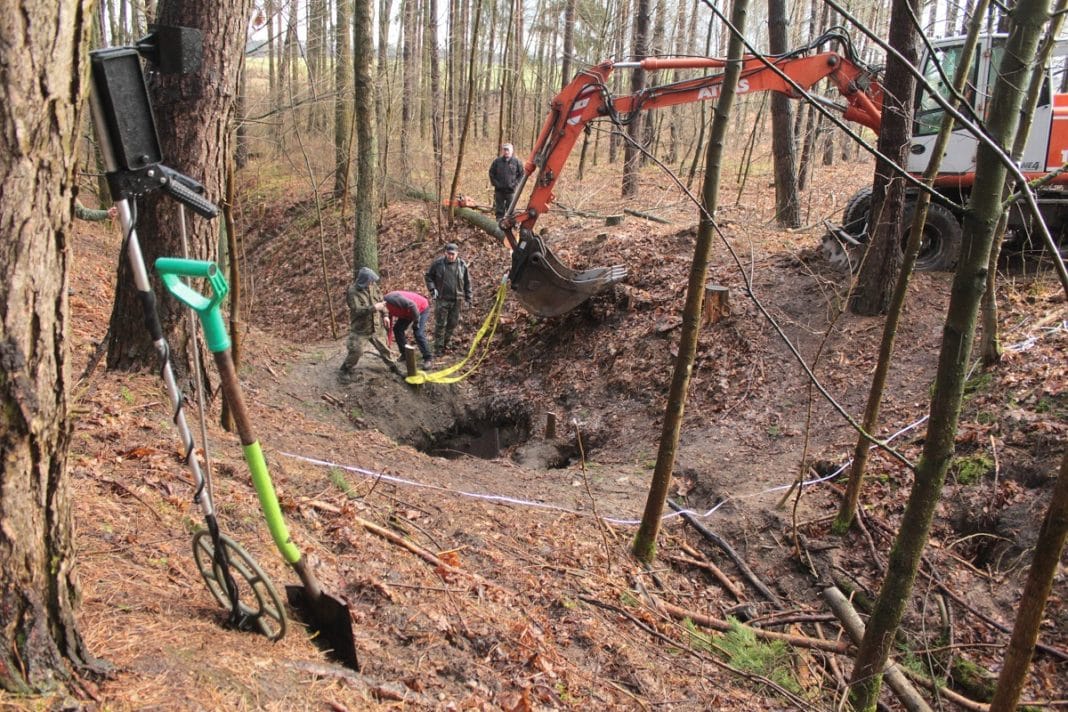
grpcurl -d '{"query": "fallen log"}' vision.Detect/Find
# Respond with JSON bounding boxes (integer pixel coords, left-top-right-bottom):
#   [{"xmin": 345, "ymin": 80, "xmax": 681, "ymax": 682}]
[
  {"xmin": 669, "ymin": 499, "xmax": 782, "ymax": 606},
  {"xmin": 391, "ymin": 180, "xmax": 504, "ymax": 241},
  {"xmin": 822, "ymin": 585, "xmax": 933, "ymax": 712},
  {"xmin": 656, "ymin": 598, "xmax": 848, "ymax": 654},
  {"xmin": 624, "ymin": 208, "xmax": 671, "ymax": 224}
]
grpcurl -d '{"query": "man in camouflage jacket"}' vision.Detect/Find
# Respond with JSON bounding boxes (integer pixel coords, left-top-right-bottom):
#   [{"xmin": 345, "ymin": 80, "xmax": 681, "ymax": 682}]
[{"xmin": 340, "ymin": 267, "xmax": 400, "ymax": 379}]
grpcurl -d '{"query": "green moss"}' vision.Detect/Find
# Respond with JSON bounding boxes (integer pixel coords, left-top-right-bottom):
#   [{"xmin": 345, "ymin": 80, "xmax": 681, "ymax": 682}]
[
  {"xmin": 952, "ymin": 453, "xmax": 994, "ymax": 485},
  {"xmin": 329, "ymin": 467, "xmax": 357, "ymax": 498},
  {"xmin": 963, "ymin": 372, "xmax": 993, "ymax": 397},
  {"xmin": 715, "ymin": 618, "xmax": 802, "ymax": 694}
]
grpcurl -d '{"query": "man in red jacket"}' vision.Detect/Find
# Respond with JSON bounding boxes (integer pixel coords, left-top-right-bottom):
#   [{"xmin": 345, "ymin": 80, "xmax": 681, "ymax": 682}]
[{"xmin": 379, "ymin": 290, "xmax": 434, "ymax": 368}]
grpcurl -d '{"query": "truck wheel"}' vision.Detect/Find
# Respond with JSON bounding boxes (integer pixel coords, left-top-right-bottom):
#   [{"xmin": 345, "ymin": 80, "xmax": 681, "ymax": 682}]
[
  {"xmin": 903, "ymin": 201, "xmax": 962, "ymax": 271},
  {"xmin": 841, "ymin": 187, "xmax": 873, "ymax": 238}
]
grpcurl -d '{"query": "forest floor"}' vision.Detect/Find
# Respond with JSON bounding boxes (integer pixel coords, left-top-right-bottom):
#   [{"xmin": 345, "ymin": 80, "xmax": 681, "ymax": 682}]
[{"xmin": 9, "ymin": 154, "xmax": 1067, "ymax": 711}]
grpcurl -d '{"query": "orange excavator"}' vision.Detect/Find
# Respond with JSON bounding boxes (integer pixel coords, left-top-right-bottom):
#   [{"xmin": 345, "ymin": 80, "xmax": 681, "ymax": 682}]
[
  {"xmin": 500, "ymin": 30, "xmax": 1068, "ymax": 316},
  {"xmin": 500, "ymin": 31, "xmax": 884, "ymax": 317}
]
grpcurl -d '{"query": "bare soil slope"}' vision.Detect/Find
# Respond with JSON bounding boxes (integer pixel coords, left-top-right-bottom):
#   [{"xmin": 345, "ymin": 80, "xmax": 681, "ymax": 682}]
[{"xmin": 8, "ymin": 158, "xmax": 1065, "ymax": 711}]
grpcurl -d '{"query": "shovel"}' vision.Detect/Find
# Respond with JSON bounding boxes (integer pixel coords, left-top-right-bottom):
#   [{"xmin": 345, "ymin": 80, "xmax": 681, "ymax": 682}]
[{"xmin": 156, "ymin": 257, "xmax": 359, "ymax": 670}]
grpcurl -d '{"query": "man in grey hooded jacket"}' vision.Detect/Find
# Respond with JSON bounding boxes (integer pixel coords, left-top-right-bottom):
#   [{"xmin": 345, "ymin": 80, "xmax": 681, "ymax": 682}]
[{"xmin": 340, "ymin": 267, "xmax": 401, "ymax": 379}]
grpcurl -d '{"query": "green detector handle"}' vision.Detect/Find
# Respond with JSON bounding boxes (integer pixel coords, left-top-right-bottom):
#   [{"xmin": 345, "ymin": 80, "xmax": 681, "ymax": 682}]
[{"xmin": 155, "ymin": 257, "xmax": 230, "ymax": 353}]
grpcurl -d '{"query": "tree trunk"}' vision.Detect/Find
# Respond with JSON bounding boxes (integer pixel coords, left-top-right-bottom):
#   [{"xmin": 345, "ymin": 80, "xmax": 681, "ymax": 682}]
[
  {"xmin": 267, "ymin": 0, "xmax": 276, "ymax": 116},
  {"xmin": 496, "ymin": 0, "xmax": 516, "ymax": 150},
  {"xmin": 642, "ymin": 0, "xmax": 666, "ymax": 159},
  {"xmin": 835, "ymin": 3, "xmax": 988, "ymax": 533},
  {"xmin": 849, "ymin": 0, "xmax": 919, "ymax": 316},
  {"xmin": 427, "ymin": 0, "xmax": 443, "ymax": 228},
  {"xmin": 401, "ymin": 0, "xmax": 416, "ymax": 180},
  {"xmin": 989, "ymin": 449, "xmax": 1068, "ymax": 711},
  {"xmin": 560, "ymin": 0, "xmax": 576, "ymax": 89},
  {"xmin": 376, "ymin": 0, "xmax": 394, "ymax": 205},
  {"xmin": 354, "ymin": 0, "xmax": 381, "ymax": 273},
  {"xmin": 622, "ymin": 0, "xmax": 650, "ymax": 197},
  {"xmin": 848, "ymin": 1, "xmax": 1050, "ymax": 707},
  {"xmin": 106, "ymin": 0, "xmax": 252, "ymax": 380},
  {"xmin": 307, "ymin": 0, "xmax": 329, "ymax": 130},
  {"xmin": 767, "ymin": 0, "xmax": 800, "ymax": 227},
  {"xmin": 482, "ymin": 0, "xmax": 497, "ymax": 140},
  {"xmin": 335, "ymin": 0, "xmax": 354, "ymax": 198},
  {"xmin": 632, "ymin": 0, "xmax": 749, "ymax": 563},
  {"xmin": 0, "ymin": 0, "xmax": 102, "ymax": 693},
  {"xmin": 448, "ymin": 0, "xmax": 484, "ymax": 217},
  {"xmin": 980, "ymin": 1, "xmax": 1068, "ymax": 365}
]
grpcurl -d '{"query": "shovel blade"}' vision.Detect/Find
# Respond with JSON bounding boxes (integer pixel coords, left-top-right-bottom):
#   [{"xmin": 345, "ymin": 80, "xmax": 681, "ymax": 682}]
[
  {"xmin": 286, "ymin": 585, "xmax": 360, "ymax": 670},
  {"xmin": 510, "ymin": 234, "xmax": 627, "ymax": 317}
]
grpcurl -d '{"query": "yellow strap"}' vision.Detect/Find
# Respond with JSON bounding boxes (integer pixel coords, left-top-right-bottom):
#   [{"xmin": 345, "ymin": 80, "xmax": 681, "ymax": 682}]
[{"xmin": 406, "ymin": 280, "xmax": 508, "ymax": 385}]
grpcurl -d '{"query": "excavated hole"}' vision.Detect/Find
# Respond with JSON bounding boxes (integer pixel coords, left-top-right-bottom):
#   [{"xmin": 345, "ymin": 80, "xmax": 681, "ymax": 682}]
[
  {"xmin": 414, "ymin": 397, "xmax": 589, "ymax": 469},
  {"xmin": 420, "ymin": 398, "xmax": 535, "ymax": 460}
]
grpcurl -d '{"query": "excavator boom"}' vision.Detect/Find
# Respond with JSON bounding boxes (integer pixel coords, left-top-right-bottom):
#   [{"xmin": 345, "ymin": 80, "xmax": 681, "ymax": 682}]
[{"xmin": 503, "ymin": 44, "xmax": 883, "ymax": 317}]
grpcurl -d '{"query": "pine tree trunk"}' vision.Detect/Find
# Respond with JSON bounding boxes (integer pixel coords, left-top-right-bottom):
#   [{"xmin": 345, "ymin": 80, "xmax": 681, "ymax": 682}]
[
  {"xmin": 448, "ymin": 0, "xmax": 484, "ymax": 215},
  {"xmin": 335, "ymin": 0, "xmax": 354, "ymax": 198},
  {"xmin": 561, "ymin": 0, "xmax": 576, "ymax": 89},
  {"xmin": 401, "ymin": 0, "xmax": 416, "ymax": 179},
  {"xmin": 849, "ymin": 0, "xmax": 919, "ymax": 316},
  {"xmin": 767, "ymin": 0, "xmax": 800, "ymax": 227},
  {"xmin": 622, "ymin": 0, "xmax": 650, "ymax": 197},
  {"xmin": 376, "ymin": 0, "xmax": 393, "ymax": 204},
  {"xmin": 0, "ymin": 0, "xmax": 102, "ymax": 693},
  {"xmin": 835, "ymin": 3, "xmax": 987, "ymax": 533},
  {"xmin": 106, "ymin": 0, "xmax": 252, "ymax": 380},
  {"xmin": 267, "ymin": 0, "xmax": 277, "ymax": 116},
  {"xmin": 354, "ymin": 0, "xmax": 381, "ymax": 272}
]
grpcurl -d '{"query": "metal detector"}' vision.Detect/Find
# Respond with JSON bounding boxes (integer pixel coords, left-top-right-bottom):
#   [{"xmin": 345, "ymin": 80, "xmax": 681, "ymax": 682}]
[{"xmin": 87, "ymin": 28, "xmax": 285, "ymax": 640}]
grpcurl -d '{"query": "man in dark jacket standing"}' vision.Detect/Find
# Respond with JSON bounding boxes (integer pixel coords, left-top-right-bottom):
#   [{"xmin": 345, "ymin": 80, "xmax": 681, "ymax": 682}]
[
  {"xmin": 425, "ymin": 242, "xmax": 472, "ymax": 354},
  {"xmin": 488, "ymin": 143, "xmax": 524, "ymax": 220}
]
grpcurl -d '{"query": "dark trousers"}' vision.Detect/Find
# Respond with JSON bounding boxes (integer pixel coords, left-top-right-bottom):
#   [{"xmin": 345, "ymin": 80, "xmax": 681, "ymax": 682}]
[
  {"xmin": 494, "ymin": 188, "xmax": 515, "ymax": 220},
  {"xmin": 392, "ymin": 308, "xmax": 432, "ymax": 360},
  {"xmin": 433, "ymin": 299, "xmax": 461, "ymax": 351}
]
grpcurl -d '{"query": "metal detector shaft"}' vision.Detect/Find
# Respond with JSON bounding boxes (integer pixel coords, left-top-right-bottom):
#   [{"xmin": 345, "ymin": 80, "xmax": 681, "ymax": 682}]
[
  {"xmin": 114, "ymin": 200, "xmax": 218, "ymax": 518},
  {"xmin": 157, "ymin": 258, "xmax": 359, "ymax": 670},
  {"xmin": 85, "ymin": 64, "xmax": 282, "ymax": 638}
]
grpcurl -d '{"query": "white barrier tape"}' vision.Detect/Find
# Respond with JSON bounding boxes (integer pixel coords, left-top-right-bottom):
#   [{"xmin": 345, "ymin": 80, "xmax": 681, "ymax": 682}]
[
  {"xmin": 278, "ymin": 318, "xmax": 1057, "ymax": 526},
  {"xmin": 279, "ymin": 412, "xmax": 930, "ymax": 527}
]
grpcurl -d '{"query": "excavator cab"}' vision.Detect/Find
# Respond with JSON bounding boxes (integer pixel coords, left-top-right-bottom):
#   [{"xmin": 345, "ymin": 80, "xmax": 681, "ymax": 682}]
[{"xmin": 506, "ymin": 228, "xmax": 627, "ymax": 318}]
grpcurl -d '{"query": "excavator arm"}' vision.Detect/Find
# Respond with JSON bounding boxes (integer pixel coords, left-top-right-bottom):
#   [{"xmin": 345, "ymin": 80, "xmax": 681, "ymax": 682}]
[{"xmin": 504, "ymin": 47, "xmax": 883, "ymax": 317}]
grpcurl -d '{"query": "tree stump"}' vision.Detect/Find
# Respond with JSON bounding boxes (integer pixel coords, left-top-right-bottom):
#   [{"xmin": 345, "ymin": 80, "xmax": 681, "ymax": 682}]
[
  {"xmin": 605, "ymin": 214, "xmax": 625, "ymax": 226},
  {"xmin": 545, "ymin": 412, "xmax": 557, "ymax": 439},
  {"xmin": 403, "ymin": 345, "xmax": 418, "ymax": 379},
  {"xmin": 702, "ymin": 284, "xmax": 730, "ymax": 325}
]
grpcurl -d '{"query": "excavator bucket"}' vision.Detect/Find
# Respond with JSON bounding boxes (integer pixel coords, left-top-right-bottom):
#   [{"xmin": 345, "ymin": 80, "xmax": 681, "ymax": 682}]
[{"xmin": 508, "ymin": 232, "xmax": 627, "ymax": 317}]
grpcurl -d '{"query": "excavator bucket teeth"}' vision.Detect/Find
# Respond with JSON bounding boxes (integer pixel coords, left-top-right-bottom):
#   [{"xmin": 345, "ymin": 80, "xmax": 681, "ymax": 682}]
[{"xmin": 510, "ymin": 236, "xmax": 627, "ymax": 317}]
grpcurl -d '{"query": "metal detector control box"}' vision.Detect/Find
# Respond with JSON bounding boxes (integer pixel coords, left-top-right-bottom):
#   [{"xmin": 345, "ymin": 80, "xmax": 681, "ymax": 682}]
[{"xmin": 89, "ymin": 40, "xmax": 218, "ymax": 219}]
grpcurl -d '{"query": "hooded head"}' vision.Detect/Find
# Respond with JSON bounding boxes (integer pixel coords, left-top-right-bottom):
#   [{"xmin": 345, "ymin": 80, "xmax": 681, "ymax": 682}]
[{"xmin": 355, "ymin": 267, "xmax": 379, "ymax": 291}]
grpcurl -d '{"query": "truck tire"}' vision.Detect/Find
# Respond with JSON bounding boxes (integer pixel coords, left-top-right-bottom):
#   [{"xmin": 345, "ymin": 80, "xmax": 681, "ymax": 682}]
[
  {"xmin": 841, "ymin": 187, "xmax": 873, "ymax": 237},
  {"xmin": 903, "ymin": 201, "xmax": 962, "ymax": 271}
]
